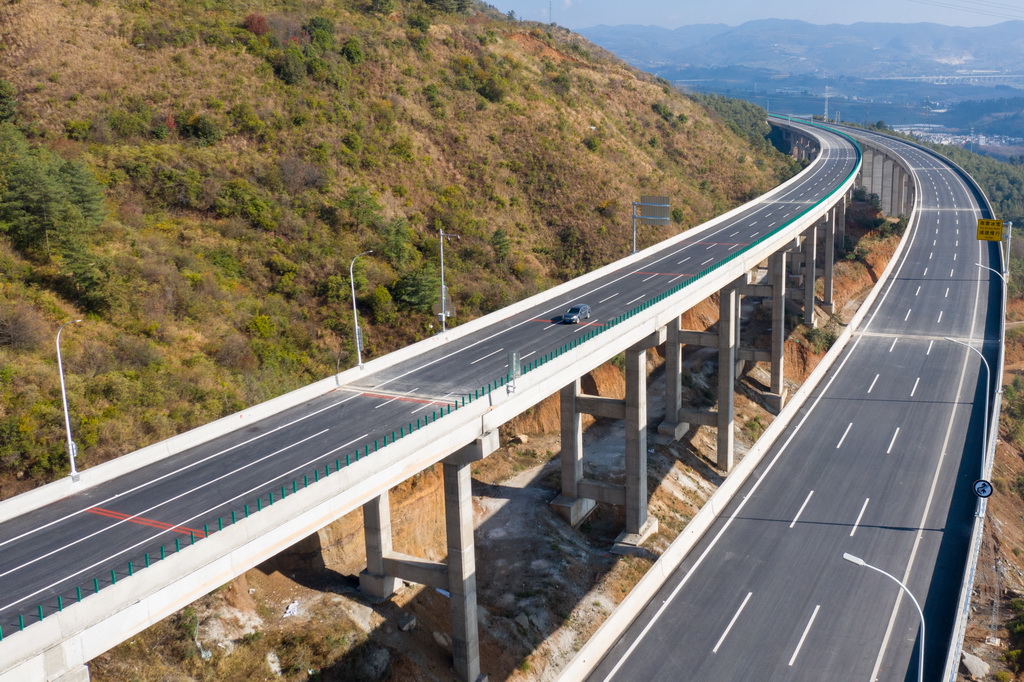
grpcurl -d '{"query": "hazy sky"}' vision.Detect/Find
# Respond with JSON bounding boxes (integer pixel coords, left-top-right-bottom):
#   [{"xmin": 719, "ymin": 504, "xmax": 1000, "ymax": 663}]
[{"xmin": 486, "ymin": 0, "xmax": 1023, "ymax": 28}]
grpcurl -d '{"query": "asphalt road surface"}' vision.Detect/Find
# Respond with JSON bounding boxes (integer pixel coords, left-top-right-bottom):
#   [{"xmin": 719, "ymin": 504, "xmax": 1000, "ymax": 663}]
[{"xmin": 586, "ymin": 129, "xmax": 1000, "ymax": 681}]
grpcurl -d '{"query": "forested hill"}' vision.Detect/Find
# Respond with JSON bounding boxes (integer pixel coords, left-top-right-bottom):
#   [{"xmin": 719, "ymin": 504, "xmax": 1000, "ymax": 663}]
[{"xmin": 0, "ymin": 0, "xmax": 797, "ymax": 494}]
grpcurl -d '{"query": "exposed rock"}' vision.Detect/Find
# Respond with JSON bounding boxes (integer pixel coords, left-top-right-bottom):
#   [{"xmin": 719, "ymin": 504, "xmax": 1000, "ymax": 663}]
[
  {"xmin": 397, "ymin": 612, "xmax": 417, "ymax": 632},
  {"xmin": 514, "ymin": 613, "xmax": 531, "ymax": 631},
  {"xmin": 266, "ymin": 651, "xmax": 282, "ymax": 677},
  {"xmin": 432, "ymin": 630, "xmax": 452, "ymax": 649},
  {"xmin": 511, "ymin": 434, "xmax": 530, "ymax": 445},
  {"xmin": 960, "ymin": 651, "xmax": 990, "ymax": 680},
  {"xmin": 360, "ymin": 646, "xmax": 391, "ymax": 679}
]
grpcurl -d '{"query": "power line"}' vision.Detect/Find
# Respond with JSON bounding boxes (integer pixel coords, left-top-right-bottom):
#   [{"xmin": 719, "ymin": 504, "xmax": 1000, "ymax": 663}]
[{"xmin": 907, "ymin": 0, "xmax": 1024, "ymax": 20}]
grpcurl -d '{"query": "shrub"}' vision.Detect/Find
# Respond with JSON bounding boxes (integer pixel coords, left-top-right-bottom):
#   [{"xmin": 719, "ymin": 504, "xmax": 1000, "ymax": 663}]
[
  {"xmin": 273, "ymin": 46, "xmax": 307, "ymax": 84},
  {"xmin": 478, "ymin": 76, "xmax": 509, "ymax": 103},
  {"xmin": 0, "ymin": 80, "xmax": 15, "ymax": 123},
  {"xmin": 369, "ymin": 285, "xmax": 397, "ymax": 325},
  {"xmin": 671, "ymin": 207, "xmax": 685, "ymax": 225},
  {"xmin": 341, "ymin": 37, "xmax": 364, "ymax": 65},
  {"xmin": 371, "ymin": 0, "xmax": 396, "ymax": 14},
  {"xmin": 0, "ymin": 301, "xmax": 48, "ymax": 350},
  {"xmin": 214, "ymin": 179, "xmax": 277, "ymax": 230},
  {"xmin": 228, "ymin": 102, "xmax": 264, "ymax": 136},
  {"xmin": 408, "ymin": 14, "xmax": 431, "ymax": 30},
  {"xmin": 244, "ymin": 13, "xmax": 270, "ymax": 36},
  {"xmin": 178, "ymin": 113, "xmax": 222, "ymax": 146}
]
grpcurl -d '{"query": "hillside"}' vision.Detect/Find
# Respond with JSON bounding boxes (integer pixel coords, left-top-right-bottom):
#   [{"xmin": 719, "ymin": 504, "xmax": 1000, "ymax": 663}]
[{"xmin": 0, "ymin": 0, "xmax": 798, "ymax": 495}]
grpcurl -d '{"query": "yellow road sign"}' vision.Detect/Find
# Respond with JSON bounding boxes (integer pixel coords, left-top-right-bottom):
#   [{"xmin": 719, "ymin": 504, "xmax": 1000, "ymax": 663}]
[{"xmin": 977, "ymin": 219, "xmax": 1004, "ymax": 241}]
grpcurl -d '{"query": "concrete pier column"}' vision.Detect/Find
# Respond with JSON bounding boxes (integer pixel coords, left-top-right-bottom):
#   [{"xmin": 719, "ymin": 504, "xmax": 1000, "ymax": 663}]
[
  {"xmin": 836, "ymin": 194, "xmax": 847, "ymax": 246},
  {"xmin": 822, "ymin": 211, "xmax": 835, "ymax": 315},
  {"xmin": 658, "ymin": 316, "xmax": 687, "ymax": 439},
  {"xmin": 862, "ymin": 149, "xmax": 875, "ymax": 194},
  {"xmin": 881, "ymin": 157, "xmax": 895, "ymax": 215},
  {"xmin": 551, "ymin": 378, "xmax": 595, "ymax": 525},
  {"xmin": 768, "ymin": 251, "xmax": 787, "ymax": 412},
  {"xmin": 359, "ymin": 492, "xmax": 399, "ymax": 599},
  {"xmin": 900, "ymin": 170, "xmax": 912, "ymax": 216},
  {"xmin": 443, "ymin": 457, "xmax": 481, "ymax": 682},
  {"xmin": 615, "ymin": 347, "xmax": 657, "ymax": 547},
  {"xmin": 803, "ymin": 225, "xmax": 817, "ymax": 327},
  {"xmin": 717, "ymin": 285, "xmax": 738, "ymax": 471},
  {"xmin": 871, "ymin": 150, "xmax": 884, "ymax": 198}
]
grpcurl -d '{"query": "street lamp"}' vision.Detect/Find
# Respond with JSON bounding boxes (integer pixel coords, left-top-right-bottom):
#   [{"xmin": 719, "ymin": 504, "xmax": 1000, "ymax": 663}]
[
  {"xmin": 350, "ymin": 250, "xmax": 372, "ymax": 369},
  {"xmin": 56, "ymin": 319, "xmax": 82, "ymax": 482},
  {"xmin": 945, "ymin": 337, "xmax": 991, "ymax": 470},
  {"xmin": 438, "ymin": 229, "xmax": 460, "ymax": 332},
  {"xmin": 842, "ymin": 552, "xmax": 925, "ymax": 682}
]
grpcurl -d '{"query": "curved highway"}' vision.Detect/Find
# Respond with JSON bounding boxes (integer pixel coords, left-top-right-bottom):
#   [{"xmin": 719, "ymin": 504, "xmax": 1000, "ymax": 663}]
[
  {"xmin": 585, "ymin": 127, "xmax": 1001, "ymax": 681},
  {"xmin": 0, "ymin": 123, "xmax": 858, "ymax": 644}
]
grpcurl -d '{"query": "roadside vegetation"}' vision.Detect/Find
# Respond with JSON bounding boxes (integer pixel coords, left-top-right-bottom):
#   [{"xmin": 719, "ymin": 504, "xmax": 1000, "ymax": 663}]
[{"xmin": 0, "ymin": 0, "xmax": 797, "ymax": 494}]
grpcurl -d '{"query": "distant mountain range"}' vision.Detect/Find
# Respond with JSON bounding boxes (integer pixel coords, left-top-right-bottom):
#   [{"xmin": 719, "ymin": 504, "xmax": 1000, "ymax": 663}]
[{"xmin": 579, "ymin": 20, "xmax": 1024, "ymax": 78}]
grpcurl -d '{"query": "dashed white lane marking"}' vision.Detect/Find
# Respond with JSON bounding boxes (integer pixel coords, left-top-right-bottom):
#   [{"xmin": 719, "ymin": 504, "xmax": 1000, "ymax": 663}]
[
  {"xmin": 911, "ymin": 377, "xmax": 920, "ymax": 397},
  {"xmin": 889, "ymin": 338, "xmax": 898, "ymax": 352},
  {"xmin": 470, "ymin": 348, "xmax": 504, "ymax": 365},
  {"xmin": 868, "ymin": 374, "xmax": 879, "ymax": 393},
  {"xmin": 788, "ymin": 605, "xmax": 821, "ymax": 666},
  {"xmin": 937, "ymin": 311, "xmax": 943, "ymax": 324},
  {"xmin": 887, "ymin": 428, "xmax": 900, "ymax": 454},
  {"xmin": 837, "ymin": 422, "xmax": 853, "ymax": 449},
  {"xmin": 927, "ymin": 340, "xmax": 934, "ymax": 355},
  {"xmin": 790, "ymin": 491, "xmax": 815, "ymax": 529},
  {"xmin": 904, "ymin": 308, "xmax": 912, "ymax": 322},
  {"xmin": 626, "ymin": 295, "xmax": 645, "ymax": 305},
  {"xmin": 914, "ymin": 286, "xmax": 920, "ymax": 296},
  {"xmin": 599, "ymin": 293, "xmax": 619, "ymax": 304},
  {"xmin": 850, "ymin": 498, "xmax": 870, "ymax": 537},
  {"xmin": 712, "ymin": 592, "xmax": 753, "ymax": 654}
]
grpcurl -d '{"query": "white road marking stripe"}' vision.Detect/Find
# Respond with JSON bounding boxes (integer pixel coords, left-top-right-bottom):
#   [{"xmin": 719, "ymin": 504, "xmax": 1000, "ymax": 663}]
[
  {"xmin": 790, "ymin": 491, "xmax": 814, "ymax": 529},
  {"xmin": 626, "ymin": 295, "xmax": 645, "ymax": 305},
  {"xmin": 712, "ymin": 592, "xmax": 753, "ymax": 653},
  {"xmin": 937, "ymin": 311, "xmax": 943, "ymax": 324},
  {"xmin": 788, "ymin": 605, "xmax": 821, "ymax": 666},
  {"xmin": 837, "ymin": 422, "xmax": 853, "ymax": 448},
  {"xmin": 642, "ymin": 274, "xmax": 658, "ymax": 282},
  {"xmin": 867, "ymin": 374, "xmax": 879, "ymax": 394},
  {"xmin": 470, "ymin": 348, "xmax": 504, "ymax": 365},
  {"xmin": 850, "ymin": 498, "xmax": 870, "ymax": 537},
  {"xmin": 914, "ymin": 286, "xmax": 920, "ymax": 296},
  {"xmin": 904, "ymin": 308, "xmax": 912, "ymax": 321},
  {"xmin": 887, "ymin": 428, "xmax": 900, "ymax": 454},
  {"xmin": 889, "ymin": 338, "xmax": 898, "ymax": 352},
  {"xmin": 599, "ymin": 293, "xmax": 619, "ymax": 304},
  {"xmin": 927, "ymin": 340, "xmax": 934, "ymax": 355},
  {"xmin": 701, "ymin": 258, "xmax": 714, "ymax": 266}
]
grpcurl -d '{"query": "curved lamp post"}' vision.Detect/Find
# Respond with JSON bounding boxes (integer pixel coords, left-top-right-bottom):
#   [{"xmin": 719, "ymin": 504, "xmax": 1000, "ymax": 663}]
[
  {"xmin": 944, "ymin": 336, "xmax": 991, "ymax": 470},
  {"xmin": 56, "ymin": 319, "xmax": 83, "ymax": 481},
  {"xmin": 350, "ymin": 250, "xmax": 372, "ymax": 369},
  {"xmin": 843, "ymin": 552, "xmax": 924, "ymax": 682}
]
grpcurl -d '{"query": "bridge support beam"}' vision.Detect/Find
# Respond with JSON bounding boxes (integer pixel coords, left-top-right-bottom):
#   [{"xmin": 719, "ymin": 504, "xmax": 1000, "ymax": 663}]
[
  {"xmin": 836, "ymin": 194, "xmax": 847, "ymax": 246},
  {"xmin": 803, "ymin": 224, "xmax": 817, "ymax": 327},
  {"xmin": 822, "ymin": 211, "xmax": 836, "ymax": 316},
  {"xmin": 716, "ymin": 282, "xmax": 738, "ymax": 472},
  {"xmin": 658, "ymin": 315, "xmax": 688, "ymax": 439},
  {"xmin": 614, "ymin": 346, "xmax": 658, "ymax": 551},
  {"xmin": 551, "ymin": 377, "xmax": 596, "ymax": 527},
  {"xmin": 767, "ymin": 251, "xmax": 787, "ymax": 411},
  {"xmin": 359, "ymin": 435, "xmax": 496, "ymax": 682}
]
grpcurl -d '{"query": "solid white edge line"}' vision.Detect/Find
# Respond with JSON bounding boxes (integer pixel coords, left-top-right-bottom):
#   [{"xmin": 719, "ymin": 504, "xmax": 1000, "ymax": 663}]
[
  {"xmin": 790, "ymin": 491, "xmax": 815, "ymax": 529},
  {"xmin": 850, "ymin": 498, "xmax": 870, "ymax": 537},
  {"xmin": 712, "ymin": 591, "xmax": 753, "ymax": 654},
  {"xmin": 788, "ymin": 605, "xmax": 822, "ymax": 666}
]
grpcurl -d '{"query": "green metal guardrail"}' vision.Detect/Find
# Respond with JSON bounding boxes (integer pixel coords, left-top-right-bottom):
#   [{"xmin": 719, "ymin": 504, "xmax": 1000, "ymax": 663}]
[{"xmin": 8, "ymin": 120, "xmax": 862, "ymax": 636}]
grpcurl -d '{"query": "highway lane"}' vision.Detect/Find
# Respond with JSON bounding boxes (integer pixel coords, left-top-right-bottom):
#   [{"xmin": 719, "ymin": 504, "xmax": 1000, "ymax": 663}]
[
  {"xmin": 0, "ymin": 122, "xmax": 858, "ymax": 637},
  {"xmin": 586, "ymin": 130, "xmax": 1000, "ymax": 680}
]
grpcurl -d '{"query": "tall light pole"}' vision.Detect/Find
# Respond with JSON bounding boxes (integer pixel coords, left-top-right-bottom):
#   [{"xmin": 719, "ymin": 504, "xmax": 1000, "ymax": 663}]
[
  {"xmin": 56, "ymin": 319, "xmax": 83, "ymax": 482},
  {"xmin": 350, "ymin": 250, "xmax": 372, "ymax": 369},
  {"xmin": 438, "ymin": 229, "xmax": 459, "ymax": 332},
  {"xmin": 945, "ymin": 336, "xmax": 991, "ymax": 471},
  {"xmin": 842, "ymin": 552, "xmax": 925, "ymax": 682}
]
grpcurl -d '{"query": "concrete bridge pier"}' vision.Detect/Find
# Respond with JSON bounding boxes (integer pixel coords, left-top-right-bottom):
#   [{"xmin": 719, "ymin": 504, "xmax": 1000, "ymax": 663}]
[
  {"xmin": 881, "ymin": 157, "xmax": 895, "ymax": 215},
  {"xmin": 551, "ymin": 341, "xmax": 660, "ymax": 550},
  {"xmin": 768, "ymin": 251, "xmax": 788, "ymax": 410},
  {"xmin": 657, "ymin": 315, "xmax": 688, "ymax": 439},
  {"xmin": 822, "ymin": 210, "xmax": 836, "ymax": 316},
  {"xmin": 803, "ymin": 224, "xmax": 818, "ymax": 327},
  {"xmin": 359, "ymin": 434, "xmax": 497, "ymax": 682}
]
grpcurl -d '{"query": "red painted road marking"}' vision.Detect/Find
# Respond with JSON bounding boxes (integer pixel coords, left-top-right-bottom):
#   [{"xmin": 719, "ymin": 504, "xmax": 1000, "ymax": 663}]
[
  {"xmin": 359, "ymin": 392, "xmax": 453, "ymax": 406},
  {"xmin": 87, "ymin": 507, "xmax": 207, "ymax": 538}
]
